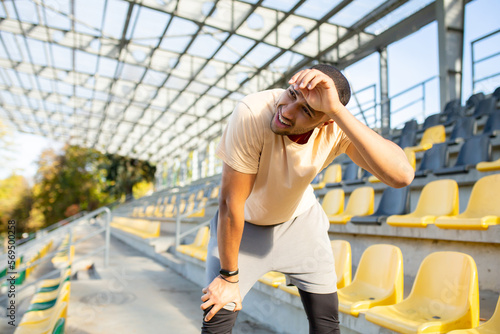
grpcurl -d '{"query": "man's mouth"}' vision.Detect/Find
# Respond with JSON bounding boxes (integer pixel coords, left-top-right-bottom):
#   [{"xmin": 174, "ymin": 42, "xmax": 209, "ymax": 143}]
[{"xmin": 278, "ymin": 107, "xmax": 291, "ymax": 126}]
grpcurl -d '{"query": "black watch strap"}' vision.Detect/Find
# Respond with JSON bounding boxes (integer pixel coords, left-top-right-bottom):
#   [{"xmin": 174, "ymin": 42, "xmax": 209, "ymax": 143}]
[{"xmin": 219, "ymin": 268, "xmax": 239, "ymax": 277}]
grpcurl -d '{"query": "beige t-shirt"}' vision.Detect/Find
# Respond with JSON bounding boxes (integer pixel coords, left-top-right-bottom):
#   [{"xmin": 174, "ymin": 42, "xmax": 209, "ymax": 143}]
[{"xmin": 217, "ymin": 89, "xmax": 351, "ymax": 226}]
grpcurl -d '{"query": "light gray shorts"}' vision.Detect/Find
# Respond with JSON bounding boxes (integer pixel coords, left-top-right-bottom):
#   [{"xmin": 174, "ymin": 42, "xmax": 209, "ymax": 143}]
[{"xmin": 205, "ymin": 200, "xmax": 337, "ymax": 304}]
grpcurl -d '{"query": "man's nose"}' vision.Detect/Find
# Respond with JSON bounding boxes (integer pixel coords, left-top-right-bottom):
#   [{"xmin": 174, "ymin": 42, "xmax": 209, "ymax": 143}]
[{"xmin": 281, "ymin": 103, "xmax": 297, "ymax": 119}]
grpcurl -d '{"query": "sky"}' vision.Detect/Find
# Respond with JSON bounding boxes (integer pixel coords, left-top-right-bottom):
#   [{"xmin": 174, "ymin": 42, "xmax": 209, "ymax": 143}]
[{"xmin": 0, "ymin": 0, "xmax": 499, "ymax": 183}]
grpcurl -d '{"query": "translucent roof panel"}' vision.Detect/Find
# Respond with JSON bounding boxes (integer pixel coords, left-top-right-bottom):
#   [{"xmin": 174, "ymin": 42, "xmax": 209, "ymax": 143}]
[{"xmin": 0, "ymin": 0, "xmax": 440, "ymax": 163}]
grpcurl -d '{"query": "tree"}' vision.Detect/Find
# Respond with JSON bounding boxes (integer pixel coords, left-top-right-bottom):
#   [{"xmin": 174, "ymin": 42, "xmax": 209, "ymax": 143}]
[
  {"xmin": 0, "ymin": 174, "xmax": 33, "ymax": 237},
  {"xmin": 103, "ymin": 154, "xmax": 156, "ymax": 201}
]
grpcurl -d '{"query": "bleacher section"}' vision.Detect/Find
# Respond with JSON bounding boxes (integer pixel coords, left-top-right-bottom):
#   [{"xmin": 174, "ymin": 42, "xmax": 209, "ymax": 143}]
[{"xmin": 96, "ymin": 88, "xmax": 500, "ymax": 333}]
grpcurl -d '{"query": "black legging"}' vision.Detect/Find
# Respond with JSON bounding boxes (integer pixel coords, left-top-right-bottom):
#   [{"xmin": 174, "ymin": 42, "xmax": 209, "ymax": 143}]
[{"xmin": 201, "ymin": 289, "xmax": 340, "ymax": 334}]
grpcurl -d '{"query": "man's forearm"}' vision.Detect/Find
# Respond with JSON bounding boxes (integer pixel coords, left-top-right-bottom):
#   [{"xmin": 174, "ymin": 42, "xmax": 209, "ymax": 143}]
[
  {"xmin": 217, "ymin": 203, "xmax": 244, "ymax": 274},
  {"xmin": 332, "ymin": 105, "xmax": 414, "ymax": 187}
]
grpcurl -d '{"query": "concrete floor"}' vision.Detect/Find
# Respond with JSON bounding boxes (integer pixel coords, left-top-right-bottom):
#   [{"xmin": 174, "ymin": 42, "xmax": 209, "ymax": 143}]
[{"xmin": 0, "ymin": 229, "xmax": 275, "ymax": 334}]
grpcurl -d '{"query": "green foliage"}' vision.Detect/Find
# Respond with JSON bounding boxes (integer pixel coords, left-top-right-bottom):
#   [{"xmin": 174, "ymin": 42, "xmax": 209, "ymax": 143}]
[
  {"xmin": 0, "ymin": 174, "xmax": 33, "ymax": 236},
  {"xmin": 103, "ymin": 154, "xmax": 156, "ymax": 201}
]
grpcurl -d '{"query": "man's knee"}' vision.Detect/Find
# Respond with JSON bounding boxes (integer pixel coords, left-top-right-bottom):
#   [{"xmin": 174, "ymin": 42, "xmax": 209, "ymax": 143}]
[{"xmin": 201, "ymin": 305, "xmax": 239, "ymax": 334}]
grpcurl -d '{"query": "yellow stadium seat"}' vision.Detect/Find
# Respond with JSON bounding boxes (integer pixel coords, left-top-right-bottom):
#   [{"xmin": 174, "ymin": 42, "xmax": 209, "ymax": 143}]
[
  {"xmin": 406, "ymin": 125, "xmax": 446, "ymax": 153},
  {"xmin": 447, "ymin": 296, "xmax": 500, "ymax": 334},
  {"xmin": 279, "ymin": 284, "xmax": 300, "ymax": 297},
  {"xmin": 330, "ymin": 240, "xmax": 351, "ymax": 289},
  {"xmin": 476, "ymin": 158, "xmax": 500, "ymax": 172},
  {"xmin": 15, "ymin": 300, "xmax": 67, "ymax": 334},
  {"xmin": 329, "ymin": 187, "xmax": 374, "ymax": 224},
  {"xmin": 338, "ymin": 244, "xmax": 403, "ymax": 317},
  {"xmin": 435, "ymin": 174, "xmax": 500, "ymax": 230},
  {"xmin": 369, "ymin": 148, "xmax": 416, "ymax": 183},
  {"xmin": 322, "ymin": 189, "xmax": 344, "ymax": 219},
  {"xmin": 366, "ymin": 251, "xmax": 479, "ymax": 334},
  {"xmin": 312, "ymin": 164, "xmax": 342, "ymax": 190},
  {"xmin": 259, "ymin": 271, "xmax": 286, "ymax": 288},
  {"xmin": 210, "ymin": 186, "xmax": 220, "ymax": 199},
  {"xmin": 177, "ymin": 226, "xmax": 210, "ymax": 258},
  {"xmin": 387, "ymin": 179, "xmax": 459, "ymax": 227}
]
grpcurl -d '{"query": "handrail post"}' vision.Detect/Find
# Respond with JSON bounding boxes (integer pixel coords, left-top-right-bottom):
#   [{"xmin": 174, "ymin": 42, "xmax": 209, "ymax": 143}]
[
  {"xmin": 175, "ymin": 201, "xmax": 181, "ymax": 252},
  {"xmin": 103, "ymin": 207, "xmax": 111, "ymax": 267}
]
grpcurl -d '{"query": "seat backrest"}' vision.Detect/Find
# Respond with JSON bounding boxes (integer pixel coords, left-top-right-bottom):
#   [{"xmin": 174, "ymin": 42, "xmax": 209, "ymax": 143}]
[
  {"xmin": 398, "ymin": 130, "xmax": 417, "ymax": 149},
  {"xmin": 193, "ymin": 226, "xmax": 209, "ymax": 247},
  {"xmin": 417, "ymin": 143, "xmax": 448, "ymax": 172},
  {"xmin": 443, "ymin": 99, "xmax": 461, "ymax": 115},
  {"xmin": 422, "ymin": 114, "xmax": 442, "ymax": 130},
  {"xmin": 402, "ymin": 119, "xmax": 418, "ymax": 133},
  {"xmin": 323, "ymin": 164, "xmax": 342, "ymax": 183},
  {"xmin": 408, "ymin": 251, "xmax": 479, "ymax": 324},
  {"xmin": 419, "ymin": 125, "xmax": 446, "ymax": 147},
  {"xmin": 473, "ymin": 97, "xmax": 495, "ymax": 118},
  {"xmin": 374, "ymin": 186, "xmax": 410, "ymax": 216},
  {"xmin": 331, "ymin": 240, "xmax": 352, "ymax": 289},
  {"xmin": 483, "ymin": 111, "xmax": 500, "ymax": 134},
  {"xmin": 210, "ymin": 186, "xmax": 220, "ymax": 199},
  {"xmin": 465, "ymin": 92, "xmax": 485, "ymax": 111},
  {"xmin": 353, "ymin": 244, "xmax": 404, "ymax": 295},
  {"xmin": 343, "ymin": 162, "xmax": 360, "ymax": 181},
  {"xmin": 454, "ymin": 135, "xmax": 491, "ymax": 167},
  {"xmin": 344, "ymin": 187, "xmax": 374, "ymax": 216},
  {"xmin": 413, "ymin": 179, "xmax": 459, "ymax": 217},
  {"xmin": 463, "ymin": 174, "xmax": 500, "ymax": 217},
  {"xmin": 449, "ymin": 116, "xmax": 476, "ymax": 141},
  {"xmin": 322, "ymin": 189, "xmax": 344, "ymax": 216}
]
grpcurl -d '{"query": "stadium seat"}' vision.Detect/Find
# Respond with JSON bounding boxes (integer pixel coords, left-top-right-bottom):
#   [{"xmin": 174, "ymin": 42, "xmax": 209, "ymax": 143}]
[
  {"xmin": 472, "ymin": 97, "xmax": 497, "ymax": 119},
  {"xmin": 434, "ymin": 135, "xmax": 492, "ymax": 175},
  {"xmin": 322, "ymin": 189, "xmax": 344, "ymax": 219},
  {"xmin": 420, "ymin": 114, "xmax": 441, "ymax": 132},
  {"xmin": 326, "ymin": 162, "xmax": 359, "ymax": 187},
  {"xmin": 344, "ymin": 169, "xmax": 372, "ymax": 186},
  {"xmin": 398, "ymin": 130, "xmax": 417, "ymax": 149},
  {"xmin": 464, "ymin": 92, "xmax": 485, "ymax": 115},
  {"xmin": 331, "ymin": 240, "xmax": 351, "ymax": 289},
  {"xmin": 405, "ymin": 125, "xmax": 446, "ymax": 153},
  {"xmin": 350, "ymin": 186, "xmax": 410, "ymax": 225},
  {"xmin": 328, "ymin": 187, "xmax": 374, "ymax": 224},
  {"xmin": 386, "ymin": 179, "xmax": 459, "ymax": 227},
  {"xmin": 448, "ymin": 116, "xmax": 476, "ymax": 144},
  {"xmin": 447, "ymin": 296, "xmax": 500, "ymax": 334},
  {"xmin": 111, "ymin": 217, "xmax": 160, "ymax": 238},
  {"xmin": 414, "ymin": 143, "xmax": 448, "ymax": 177},
  {"xmin": 441, "ymin": 99, "xmax": 464, "ymax": 125},
  {"xmin": 312, "ymin": 164, "xmax": 341, "ymax": 189},
  {"xmin": 365, "ymin": 251, "xmax": 479, "ymax": 334},
  {"xmin": 338, "ymin": 244, "xmax": 404, "ymax": 317},
  {"xmin": 176, "ymin": 226, "xmax": 209, "ymax": 258},
  {"xmin": 258, "ymin": 271, "xmax": 286, "ymax": 288},
  {"xmin": 279, "ymin": 284, "xmax": 300, "ymax": 297},
  {"xmin": 476, "ymin": 158, "xmax": 500, "ymax": 172},
  {"xmin": 435, "ymin": 174, "xmax": 500, "ymax": 230},
  {"xmin": 482, "ymin": 111, "xmax": 500, "ymax": 136}
]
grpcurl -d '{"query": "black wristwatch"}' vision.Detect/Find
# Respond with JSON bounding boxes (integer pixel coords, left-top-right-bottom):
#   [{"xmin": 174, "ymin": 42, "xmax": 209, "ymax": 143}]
[{"xmin": 219, "ymin": 268, "xmax": 239, "ymax": 277}]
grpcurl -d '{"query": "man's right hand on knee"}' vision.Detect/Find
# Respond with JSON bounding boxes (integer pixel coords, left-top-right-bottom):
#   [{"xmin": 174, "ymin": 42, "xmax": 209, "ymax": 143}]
[{"xmin": 201, "ymin": 275, "xmax": 242, "ymax": 322}]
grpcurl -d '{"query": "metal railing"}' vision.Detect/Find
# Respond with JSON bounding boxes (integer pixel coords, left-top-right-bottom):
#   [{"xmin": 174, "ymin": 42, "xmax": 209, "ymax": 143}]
[
  {"xmin": 472, "ymin": 28, "xmax": 500, "ymax": 94},
  {"xmin": 0, "ymin": 207, "xmax": 111, "ymax": 313}
]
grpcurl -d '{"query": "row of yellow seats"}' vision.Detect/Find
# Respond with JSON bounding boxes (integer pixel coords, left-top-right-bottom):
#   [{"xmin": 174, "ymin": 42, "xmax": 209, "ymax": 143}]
[
  {"xmin": 51, "ymin": 235, "xmax": 76, "ymax": 268},
  {"xmin": 11, "ymin": 240, "xmax": 54, "ymax": 285},
  {"xmin": 274, "ymin": 242, "xmax": 493, "ymax": 334},
  {"xmin": 323, "ymin": 174, "xmax": 500, "ymax": 230},
  {"xmin": 132, "ymin": 186, "xmax": 219, "ymax": 219},
  {"xmin": 15, "ymin": 268, "xmax": 71, "ymax": 334},
  {"xmin": 176, "ymin": 226, "xmax": 210, "ymax": 261},
  {"xmin": 110, "ymin": 216, "xmax": 160, "ymax": 239}
]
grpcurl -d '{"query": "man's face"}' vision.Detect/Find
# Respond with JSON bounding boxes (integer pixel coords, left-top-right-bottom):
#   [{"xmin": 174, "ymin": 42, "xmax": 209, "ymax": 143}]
[{"xmin": 270, "ymin": 86, "xmax": 331, "ymax": 136}]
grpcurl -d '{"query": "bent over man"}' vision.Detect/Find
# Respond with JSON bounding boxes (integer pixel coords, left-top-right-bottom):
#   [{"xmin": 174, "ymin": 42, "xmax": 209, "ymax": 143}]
[{"xmin": 200, "ymin": 64, "xmax": 414, "ymax": 333}]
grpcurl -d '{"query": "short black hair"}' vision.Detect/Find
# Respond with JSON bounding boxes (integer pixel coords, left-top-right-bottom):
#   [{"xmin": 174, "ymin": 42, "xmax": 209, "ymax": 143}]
[{"xmin": 311, "ymin": 64, "xmax": 351, "ymax": 106}]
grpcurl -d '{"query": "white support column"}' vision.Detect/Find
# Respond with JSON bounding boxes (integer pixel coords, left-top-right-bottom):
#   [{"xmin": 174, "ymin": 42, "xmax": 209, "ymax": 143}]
[
  {"xmin": 436, "ymin": 0, "xmax": 465, "ymax": 110},
  {"xmin": 379, "ymin": 47, "xmax": 390, "ymax": 137}
]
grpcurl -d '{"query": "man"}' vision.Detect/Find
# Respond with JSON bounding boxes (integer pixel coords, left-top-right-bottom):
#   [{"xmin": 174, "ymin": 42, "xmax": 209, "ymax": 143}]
[{"xmin": 200, "ymin": 64, "xmax": 414, "ymax": 333}]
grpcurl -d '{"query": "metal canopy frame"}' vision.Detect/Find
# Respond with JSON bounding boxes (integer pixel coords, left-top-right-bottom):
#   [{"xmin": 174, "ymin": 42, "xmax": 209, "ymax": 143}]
[{"xmin": 0, "ymin": 0, "xmax": 442, "ymax": 164}]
